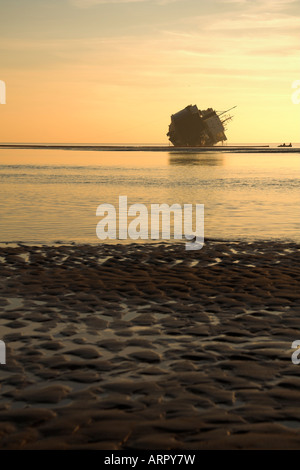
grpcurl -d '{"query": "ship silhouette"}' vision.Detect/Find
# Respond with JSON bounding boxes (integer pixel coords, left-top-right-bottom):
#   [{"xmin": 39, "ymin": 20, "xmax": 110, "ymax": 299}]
[{"xmin": 167, "ymin": 104, "xmax": 236, "ymax": 147}]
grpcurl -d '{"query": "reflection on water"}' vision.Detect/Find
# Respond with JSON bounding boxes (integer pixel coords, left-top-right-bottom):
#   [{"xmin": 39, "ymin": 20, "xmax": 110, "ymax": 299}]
[
  {"xmin": 169, "ymin": 153, "xmax": 224, "ymax": 166},
  {"xmin": 0, "ymin": 149, "xmax": 299, "ymax": 244}
]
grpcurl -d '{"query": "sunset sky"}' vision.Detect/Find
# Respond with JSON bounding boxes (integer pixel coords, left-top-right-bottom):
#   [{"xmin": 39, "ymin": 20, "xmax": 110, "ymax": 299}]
[{"xmin": 1, "ymin": 0, "xmax": 299, "ymax": 143}]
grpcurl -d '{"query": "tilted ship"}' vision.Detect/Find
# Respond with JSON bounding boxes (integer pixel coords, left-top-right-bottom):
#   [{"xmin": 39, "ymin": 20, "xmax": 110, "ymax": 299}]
[{"xmin": 167, "ymin": 104, "xmax": 236, "ymax": 147}]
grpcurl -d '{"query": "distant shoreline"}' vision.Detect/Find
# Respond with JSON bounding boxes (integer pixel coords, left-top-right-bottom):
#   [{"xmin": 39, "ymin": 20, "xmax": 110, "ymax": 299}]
[{"xmin": 0, "ymin": 144, "xmax": 300, "ymax": 153}]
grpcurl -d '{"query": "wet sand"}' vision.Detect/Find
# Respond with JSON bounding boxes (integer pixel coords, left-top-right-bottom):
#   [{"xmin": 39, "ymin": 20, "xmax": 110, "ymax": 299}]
[{"xmin": 0, "ymin": 240, "xmax": 300, "ymax": 449}]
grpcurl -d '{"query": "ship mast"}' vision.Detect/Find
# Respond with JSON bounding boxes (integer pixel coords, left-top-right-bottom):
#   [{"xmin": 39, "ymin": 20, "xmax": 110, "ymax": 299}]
[{"xmin": 217, "ymin": 105, "xmax": 237, "ymax": 118}]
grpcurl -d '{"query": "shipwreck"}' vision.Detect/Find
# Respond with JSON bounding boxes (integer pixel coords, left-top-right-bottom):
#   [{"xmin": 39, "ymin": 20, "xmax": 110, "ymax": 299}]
[{"xmin": 167, "ymin": 104, "xmax": 236, "ymax": 147}]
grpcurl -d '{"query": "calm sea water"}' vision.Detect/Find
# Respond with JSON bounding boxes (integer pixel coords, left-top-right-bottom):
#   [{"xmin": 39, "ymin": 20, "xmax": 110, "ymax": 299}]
[{"xmin": 0, "ymin": 147, "xmax": 299, "ymax": 244}]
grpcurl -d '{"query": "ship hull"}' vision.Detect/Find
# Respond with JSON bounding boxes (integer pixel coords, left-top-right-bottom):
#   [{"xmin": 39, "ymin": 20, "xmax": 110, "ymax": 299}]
[{"xmin": 167, "ymin": 105, "xmax": 227, "ymax": 147}]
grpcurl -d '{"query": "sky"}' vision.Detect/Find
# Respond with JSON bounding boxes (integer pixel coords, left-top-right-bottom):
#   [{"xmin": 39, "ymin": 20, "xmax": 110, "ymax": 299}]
[{"xmin": 0, "ymin": 0, "xmax": 299, "ymax": 143}]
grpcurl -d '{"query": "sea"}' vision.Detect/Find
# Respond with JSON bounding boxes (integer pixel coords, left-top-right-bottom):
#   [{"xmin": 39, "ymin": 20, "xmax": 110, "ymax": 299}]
[{"xmin": 0, "ymin": 143, "xmax": 299, "ymax": 245}]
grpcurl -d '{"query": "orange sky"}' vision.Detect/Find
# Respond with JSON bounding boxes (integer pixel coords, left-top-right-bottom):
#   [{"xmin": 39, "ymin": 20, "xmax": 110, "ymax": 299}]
[{"xmin": 1, "ymin": 0, "xmax": 300, "ymax": 144}]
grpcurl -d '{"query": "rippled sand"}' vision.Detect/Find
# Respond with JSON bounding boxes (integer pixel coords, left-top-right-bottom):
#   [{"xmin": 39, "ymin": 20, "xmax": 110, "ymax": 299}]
[{"xmin": 0, "ymin": 240, "xmax": 300, "ymax": 449}]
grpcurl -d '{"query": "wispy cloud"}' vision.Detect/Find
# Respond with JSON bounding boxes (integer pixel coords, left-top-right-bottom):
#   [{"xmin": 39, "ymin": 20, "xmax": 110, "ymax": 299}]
[
  {"xmin": 220, "ymin": 0, "xmax": 298, "ymax": 8},
  {"xmin": 2, "ymin": 0, "xmax": 299, "ymax": 90},
  {"xmin": 69, "ymin": 0, "xmax": 179, "ymax": 7},
  {"xmin": 205, "ymin": 14, "xmax": 300, "ymax": 31}
]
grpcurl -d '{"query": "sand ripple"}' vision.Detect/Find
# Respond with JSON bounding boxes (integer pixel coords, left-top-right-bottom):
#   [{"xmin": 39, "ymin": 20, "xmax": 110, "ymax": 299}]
[{"xmin": 0, "ymin": 240, "xmax": 300, "ymax": 449}]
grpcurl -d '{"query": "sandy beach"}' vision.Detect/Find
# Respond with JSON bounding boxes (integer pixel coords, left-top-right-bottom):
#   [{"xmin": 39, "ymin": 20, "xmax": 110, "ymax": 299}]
[{"xmin": 0, "ymin": 240, "xmax": 299, "ymax": 449}]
